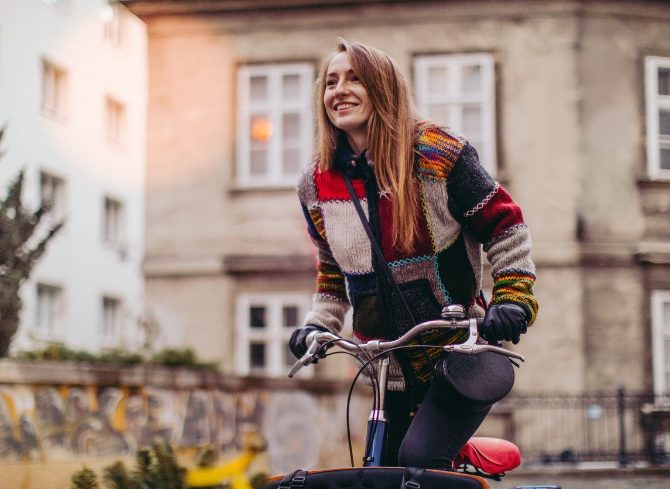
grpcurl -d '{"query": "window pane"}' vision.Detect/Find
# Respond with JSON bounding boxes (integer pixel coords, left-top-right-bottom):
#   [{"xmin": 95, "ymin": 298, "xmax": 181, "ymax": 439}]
[
  {"xmin": 282, "ymin": 113, "xmax": 300, "ymax": 140},
  {"xmin": 282, "ymin": 74, "xmax": 300, "ymax": 99},
  {"xmin": 250, "ymin": 150, "xmax": 268, "ymax": 176},
  {"xmin": 250, "ymin": 75, "xmax": 268, "ymax": 102},
  {"xmin": 659, "ymin": 109, "xmax": 670, "ymax": 136},
  {"xmin": 462, "ymin": 105, "xmax": 482, "ymax": 135},
  {"xmin": 250, "ymin": 114, "xmax": 272, "ymax": 142},
  {"xmin": 462, "ymin": 64, "xmax": 482, "ymax": 93},
  {"xmin": 282, "ymin": 148, "xmax": 301, "ymax": 174},
  {"xmin": 250, "ymin": 306, "xmax": 266, "ymax": 328},
  {"xmin": 427, "ymin": 103, "xmax": 449, "ymax": 124},
  {"xmin": 427, "ymin": 66, "xmax": 448, "ymax": 95},
  {"xmin": 659, "ymin": 68, "xmax": 670, "ymax": 96},
  {"xmin": 661, "ymin": 146, "xmax": 670, "ymax": 171},
  {"xmin": 250, "ymin": 343, "xmax": 265, "ymax": 368},
  {"xmin": 283, "ymin": 306, "xmax": 299, "ymax": 327},
  {"xmin": 664, "ymin": 301, "xmax": 670, "ymax": 327}
]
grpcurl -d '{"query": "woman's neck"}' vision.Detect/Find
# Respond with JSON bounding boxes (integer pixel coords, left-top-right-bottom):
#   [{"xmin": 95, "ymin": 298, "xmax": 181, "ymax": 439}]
[{"xmin": 346, "ymin": 132, "xmax": 367, "ymax": 156}]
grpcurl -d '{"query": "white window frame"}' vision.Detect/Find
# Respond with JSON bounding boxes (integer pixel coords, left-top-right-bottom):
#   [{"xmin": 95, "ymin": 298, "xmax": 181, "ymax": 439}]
[
  {"xmin": 645, "ymin": 56, "xmax": 670, "ymax": 180},
  {"xmin": 235, "ymin": 293, "xmax": 312, "ymax": 377},
  {"xmin": 35, "ymin": 283, "xmax": 64, "ymax": 340},
  {"xmin": 102, "ymin": 3, "xmax": 123, "ymax": 45},
  {"xmin": 102, "ymin": 196, "xmax": 125, "ymax": 249},
  {"xmin": 40, "ymin": 0, "xmax": 71, "ymax": 11},
  {"xmin": 414, "ymin": 53, "xmax": 497, "ymax": 176},
  {"xmin": 101, "ymin": 295, "xmax": 122, "ymax": 346},
  {"xmin": 106, "ymin": 96, "xmax": 126, "ymax": 146},
  {"xmin": 236, "ymin": 63, "xmax": 313, "ymax": 188},
  {"xmin": 39, "ymin": 170, "xmax": 66, "ymax": 222},
  {"xmin": 652, "ymin": 290, "xmax": 670, "ymax": 395},
  {"xmin": 42, "ymin": 60, "xmax": 67, "ymax": 121}
]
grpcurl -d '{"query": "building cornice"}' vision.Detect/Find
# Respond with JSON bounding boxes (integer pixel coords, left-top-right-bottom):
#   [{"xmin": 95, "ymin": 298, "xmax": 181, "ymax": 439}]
[{"xmin": 119, "ymin": 0, "xmax": 670, "ymax": 21}]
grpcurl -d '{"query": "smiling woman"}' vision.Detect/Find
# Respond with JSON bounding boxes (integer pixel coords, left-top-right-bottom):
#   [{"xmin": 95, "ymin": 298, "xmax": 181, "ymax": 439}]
[
  {"xmin": 322, "ymin": 51, "xmax": 373, "ymax": 154},
  {"xmin": 289, "ymin": 38, "xmax": 538, "ymax": 470}
]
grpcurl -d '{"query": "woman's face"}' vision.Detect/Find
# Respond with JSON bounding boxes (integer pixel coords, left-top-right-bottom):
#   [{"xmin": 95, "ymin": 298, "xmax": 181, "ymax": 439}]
[{"xmin": 323, "ymin": 51, "xmax": 373, "ymax": 146}]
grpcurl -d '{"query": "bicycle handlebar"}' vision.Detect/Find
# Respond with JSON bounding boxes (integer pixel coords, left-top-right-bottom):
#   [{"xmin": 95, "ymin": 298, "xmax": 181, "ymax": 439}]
[{"xmin": 287, "ymin": 317, "xmax": 525, "ymax": 378}]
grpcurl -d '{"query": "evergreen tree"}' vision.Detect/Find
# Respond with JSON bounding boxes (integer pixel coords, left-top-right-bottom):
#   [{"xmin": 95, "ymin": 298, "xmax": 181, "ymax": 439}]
[
  {"xmin": 0, "ymin": 126, "xmax": 63, "ymax": 356},
  {"xmin": 70, "ymin": 467, "xmax": 100, "ymax": 489}
]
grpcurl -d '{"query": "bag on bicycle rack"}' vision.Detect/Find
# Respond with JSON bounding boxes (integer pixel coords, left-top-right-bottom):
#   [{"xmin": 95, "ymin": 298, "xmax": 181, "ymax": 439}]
[
  {"xmin": 267, "ymin": 467, "xmax": 489, "ymax": 489},
  {"xmin": 433, "ymin": 350, "xmax": 514, "ymax": 411}
]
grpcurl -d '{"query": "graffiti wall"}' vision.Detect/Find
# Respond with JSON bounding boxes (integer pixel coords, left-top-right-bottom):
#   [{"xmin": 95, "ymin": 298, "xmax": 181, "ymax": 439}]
[{"xmin": 0, "ymin": 378, "xmax": 369, "ymax": 473}]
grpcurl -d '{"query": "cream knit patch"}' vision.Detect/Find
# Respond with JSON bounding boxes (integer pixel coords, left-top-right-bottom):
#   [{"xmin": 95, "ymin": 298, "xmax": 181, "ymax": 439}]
[
  {"xmin": 486, "ymin": 226, "xmax": 535, "ymax": 277},
  {"xmin": 296, "ymin": 160, "xmax": 319, "ymax": 208},
  {"xmin": 320, "ymin": 200, "xmax": 374, "ymax": 275},
  {"xmin": 418, "ymin": 177, "xmax": 462, "ymax": 251}
]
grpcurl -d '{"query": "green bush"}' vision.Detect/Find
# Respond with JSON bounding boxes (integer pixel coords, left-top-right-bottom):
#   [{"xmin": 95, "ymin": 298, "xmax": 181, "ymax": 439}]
[
  {"xmin": 12, "ymin": 345, "xmax": 218, "ymax": 370},
  {"xmin": 70, "ymin": 441, "xmax": 187, "ymax": 489}
]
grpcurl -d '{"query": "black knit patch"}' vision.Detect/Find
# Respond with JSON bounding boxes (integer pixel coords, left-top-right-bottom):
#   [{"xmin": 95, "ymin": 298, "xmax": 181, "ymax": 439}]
[{"xmin": 447, "ymin": 144, "xmax": 496, "ymax": 219}]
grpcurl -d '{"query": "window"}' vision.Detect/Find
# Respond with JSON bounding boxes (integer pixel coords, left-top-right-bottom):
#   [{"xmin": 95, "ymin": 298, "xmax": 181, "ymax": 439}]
[
  {"xmin": 40, "ymin": 0, "xmax": 71, "ymax": 10},
  {"xmin": 414, "ymin": 54, "xmax": 496, "ymax": 175},
  {"xmin": 645, "ymin": 57, "xmax": 670, "ymax": 179},
  {"xmin": 42, "ymin": 60, "xmax": 67, "ymax": 120},
  {"xmin": 102, "ymin": 196, "xmax": 124, "ymax": 247},
  {"xmin": 235, "ymin": 294, "xmax": 311, "ymax": 377},
  {"xmin": 106, "ymin": 97, "xmax": 125, "ymax": 145},
  {"xmin": 39, "ymin": 171, "xmax": 66, "ymax": 221},
  {"xmin": 236, "ymin": 63, "xmax": 313, "ymax": 187},
  {"xmin": 652, "ymin": 290, "xmax": 670, "ymax": 394},
  {"xmin": 35, "ymin": 283, "xmax": 63, "ymax": 338},
  {"xmin": 101, "ymin": 4, "xmax": 123, "ymax": 45},
  {"xmin": 101, "ymin": 296, "xmax": 122, "ymax": 343}
]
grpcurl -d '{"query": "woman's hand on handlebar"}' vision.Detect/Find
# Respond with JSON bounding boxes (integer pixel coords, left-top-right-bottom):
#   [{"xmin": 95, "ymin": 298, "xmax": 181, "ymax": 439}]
[
  {"xmin": 480, "ymin": 303, "xmax": 528, "ymax": 344},
  {"xmin": 289, "ymin": 325, "xmax": 330, "ymax": 358}
]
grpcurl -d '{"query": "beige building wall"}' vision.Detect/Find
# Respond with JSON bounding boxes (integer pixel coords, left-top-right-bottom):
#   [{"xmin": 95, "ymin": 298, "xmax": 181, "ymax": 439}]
[{"xmin": 124, "ymin": 0, "xmax": 670, "ymax": 395}]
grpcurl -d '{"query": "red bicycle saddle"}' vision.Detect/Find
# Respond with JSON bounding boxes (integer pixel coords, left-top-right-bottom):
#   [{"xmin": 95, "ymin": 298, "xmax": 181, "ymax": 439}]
[{"xmin": 454, "ymin": 437, "xmax": 521, "ymax": 474}]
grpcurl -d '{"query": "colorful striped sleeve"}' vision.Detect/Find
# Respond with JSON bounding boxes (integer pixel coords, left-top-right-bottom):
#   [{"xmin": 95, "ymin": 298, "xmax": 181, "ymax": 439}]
[{"xmin": 448, "ymin": 144, "xmax": 538, "ymax": 324}]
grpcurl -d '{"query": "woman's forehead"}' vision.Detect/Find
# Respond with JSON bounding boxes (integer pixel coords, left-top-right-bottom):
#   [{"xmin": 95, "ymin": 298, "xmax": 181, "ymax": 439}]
[{"xmin": 326, "ymin": 52, "xmax": 353, "ymax": 76}]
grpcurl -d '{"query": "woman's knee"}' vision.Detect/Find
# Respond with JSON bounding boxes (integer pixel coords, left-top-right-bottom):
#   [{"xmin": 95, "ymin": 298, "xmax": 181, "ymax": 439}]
[{"xmin": 397, "ymin": 437, "xmax": 451, "ymax": 469}]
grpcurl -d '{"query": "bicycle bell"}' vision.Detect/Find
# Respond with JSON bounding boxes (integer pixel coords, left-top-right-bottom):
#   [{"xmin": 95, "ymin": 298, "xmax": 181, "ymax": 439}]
[{"xmin": 441, "ymin": 304, "xmax": 466, "ymax": 320}]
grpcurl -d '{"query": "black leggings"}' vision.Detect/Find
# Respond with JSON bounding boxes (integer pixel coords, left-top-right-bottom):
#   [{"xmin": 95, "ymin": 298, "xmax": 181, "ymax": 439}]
[{"xmin": 381, "ymin": 384, "xmax": 490, "ymax": 469}]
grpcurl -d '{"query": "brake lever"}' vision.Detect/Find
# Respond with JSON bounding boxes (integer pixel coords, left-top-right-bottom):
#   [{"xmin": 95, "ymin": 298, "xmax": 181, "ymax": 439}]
[
  {"xmin": 442, "ymin": 318, "xmax": 526, "ymax": 362},
  {"xmin": 287, "ymin": 333, "xmax": 324, "ymax": 378}
]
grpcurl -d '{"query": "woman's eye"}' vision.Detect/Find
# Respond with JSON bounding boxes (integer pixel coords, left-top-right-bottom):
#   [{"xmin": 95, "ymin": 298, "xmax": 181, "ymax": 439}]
[{"xmin": 326, "ymin": 79, "xmax": 337, "ymax": 87}]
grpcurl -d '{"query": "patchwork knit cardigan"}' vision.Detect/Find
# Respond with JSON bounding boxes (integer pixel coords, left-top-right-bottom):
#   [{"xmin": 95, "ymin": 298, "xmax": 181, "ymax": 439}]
[{"xmin": 296, "ymin": 126, "xmax": 538, "ymax": 390}]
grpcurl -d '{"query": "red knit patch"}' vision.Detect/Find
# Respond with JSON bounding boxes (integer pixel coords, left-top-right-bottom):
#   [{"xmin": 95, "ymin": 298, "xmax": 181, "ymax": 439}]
[
  {"xmin": 467, "ymin": 187, "xmax": 525, "ymax": 242},
  {"xmin": 315, "ymin": 168, "xmax": 365, "ymax": 201},
  {"xmin": 379, "ymin": 195, "xmax": 433, "ymax": 262}
]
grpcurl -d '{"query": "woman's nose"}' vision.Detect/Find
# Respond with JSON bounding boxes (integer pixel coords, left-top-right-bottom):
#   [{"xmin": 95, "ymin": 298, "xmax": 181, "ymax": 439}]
[{"xmin": 334, "ymin": 80, "xmax": 349, "ymax": 95}]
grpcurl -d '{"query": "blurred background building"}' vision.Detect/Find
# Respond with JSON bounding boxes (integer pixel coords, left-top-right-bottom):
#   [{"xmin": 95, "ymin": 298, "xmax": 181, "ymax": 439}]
[
  {"xmin": 0, "ymin": 0, "xmax": 147, "ymax": 352},
  {"xmin": 0, "ymin": 0, "xmax": 670, "ymax": 477},
  {"xmin": 119, "ymin": 0, "xmax": 670, "ymax": 396}
]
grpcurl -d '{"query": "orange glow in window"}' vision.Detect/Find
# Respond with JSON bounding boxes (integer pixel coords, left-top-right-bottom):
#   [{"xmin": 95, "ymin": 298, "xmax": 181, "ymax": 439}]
[{"xmin": 251, "ymin": 117, "xmax": 272, "ymax": 142}]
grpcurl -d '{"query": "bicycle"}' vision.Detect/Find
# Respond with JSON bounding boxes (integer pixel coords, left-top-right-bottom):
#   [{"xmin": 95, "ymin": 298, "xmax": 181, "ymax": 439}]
[{"xmin": 267, "ymin": 304, "xmax": 560, "ymax": 489}]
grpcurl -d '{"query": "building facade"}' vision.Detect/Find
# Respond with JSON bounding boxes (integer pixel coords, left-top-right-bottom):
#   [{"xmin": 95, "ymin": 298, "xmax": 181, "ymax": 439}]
[
  {"xmin": 0, "ymin": 0, "xmax": 147, "ymax": 352},
  {"xmin": 121, "ymin": 0, "xmax": 670, "ymax": 397}
]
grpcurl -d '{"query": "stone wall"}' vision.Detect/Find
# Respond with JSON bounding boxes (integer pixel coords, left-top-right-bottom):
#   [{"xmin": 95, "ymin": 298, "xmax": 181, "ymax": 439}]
[{"xmin": 0, "ymin": 360, "xmax": 370, "ymax": 474}]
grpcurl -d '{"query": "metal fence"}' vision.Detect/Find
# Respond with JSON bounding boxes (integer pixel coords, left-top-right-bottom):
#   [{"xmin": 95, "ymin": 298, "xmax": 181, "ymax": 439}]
[{"xmin": 491, "ymin": 388, "xmax": 670, "ymax": 466}]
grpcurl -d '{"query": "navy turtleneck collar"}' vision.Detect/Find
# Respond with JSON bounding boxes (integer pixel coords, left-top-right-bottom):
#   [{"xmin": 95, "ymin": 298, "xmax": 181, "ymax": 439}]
[{"xmin": 333, "ymin": 133, "xmax": 371, "ymax": 180}]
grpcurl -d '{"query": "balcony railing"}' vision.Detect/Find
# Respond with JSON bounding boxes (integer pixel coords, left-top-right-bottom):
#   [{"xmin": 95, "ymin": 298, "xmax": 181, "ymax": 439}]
[{"xmin": 493, "ymin": 388, "xmax": 670, "ymax": 466}]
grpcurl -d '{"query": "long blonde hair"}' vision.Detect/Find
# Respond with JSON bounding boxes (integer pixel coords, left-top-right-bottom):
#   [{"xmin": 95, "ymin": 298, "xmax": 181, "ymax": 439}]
[{"xmin": 315, "ymin": 38, "xmax": 421, "ymax": 253}]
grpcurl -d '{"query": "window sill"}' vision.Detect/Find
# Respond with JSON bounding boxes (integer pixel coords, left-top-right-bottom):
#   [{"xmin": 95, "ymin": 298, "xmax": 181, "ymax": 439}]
[
  {"xmin": 41, "ymin": 108, "xmax": 68, "ymax": 125},
  {"xmin": 229, "ymin": 182, "xmax": 297, "ymax": 195}
]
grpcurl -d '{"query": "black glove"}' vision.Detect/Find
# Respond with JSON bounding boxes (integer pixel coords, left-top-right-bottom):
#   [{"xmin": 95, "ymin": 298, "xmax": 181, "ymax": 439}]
[
  {"xmin": 289, "ymin": 325, "xmax": 328, "ymax": 359},
  {"xmin": 480, "ymin": 303, "xmax": 528, "ymax": 344}
]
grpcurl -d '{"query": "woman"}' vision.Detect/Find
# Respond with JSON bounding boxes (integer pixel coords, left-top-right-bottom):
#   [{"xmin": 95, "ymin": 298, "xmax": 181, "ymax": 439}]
[{"xmin": 290, "ymin": 39, "xmax": 538, "ymax": 469}]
